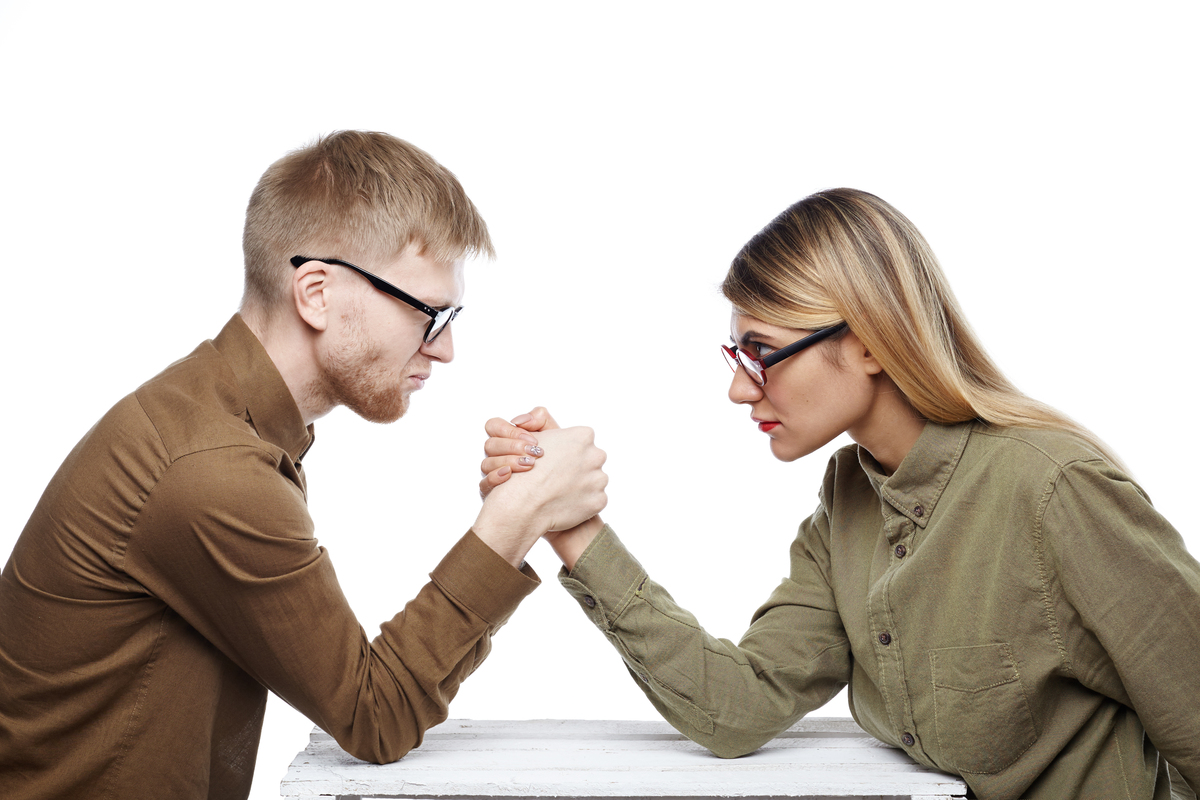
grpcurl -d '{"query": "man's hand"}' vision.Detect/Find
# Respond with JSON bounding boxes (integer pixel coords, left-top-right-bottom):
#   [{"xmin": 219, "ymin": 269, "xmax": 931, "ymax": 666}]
[
  {"xmin": 473, "ymin": 419, "xmax": 607, "ymax": 568},
  {"xmin": 476, "ymin": 408, "xmax": 606, "ymax": 571}
]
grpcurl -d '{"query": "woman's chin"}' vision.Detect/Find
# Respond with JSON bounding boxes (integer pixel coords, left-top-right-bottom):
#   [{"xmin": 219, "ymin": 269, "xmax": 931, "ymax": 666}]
[
  {"xmin": 768, "ymin": 438, "xmax": 804, "ymax": 463},
  {"xmin": 769, "ymin": 432, "xmax": 837, "ymax": 463}
]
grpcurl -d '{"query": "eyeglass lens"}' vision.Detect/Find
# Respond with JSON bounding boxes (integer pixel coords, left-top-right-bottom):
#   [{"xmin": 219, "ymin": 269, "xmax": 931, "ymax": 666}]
[
  {"xmin": 721, "ymin": 345, "xmax": 766, "ymax": 386},
  {"xmin": 427, "ymin": 309, "xmax": 457, "ymax": 343}
]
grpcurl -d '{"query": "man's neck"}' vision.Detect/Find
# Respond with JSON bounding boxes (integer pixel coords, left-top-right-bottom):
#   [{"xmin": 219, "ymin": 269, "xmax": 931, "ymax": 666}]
[{"xmin": 239, "ymin": 308, "xmax": 331, "ymax": 426}]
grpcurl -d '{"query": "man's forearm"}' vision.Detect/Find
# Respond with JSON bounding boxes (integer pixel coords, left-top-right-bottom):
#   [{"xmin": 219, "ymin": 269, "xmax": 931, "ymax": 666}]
[{"xmin": 471, "ymin": 505, "xmax": 544, "ymax": 568}]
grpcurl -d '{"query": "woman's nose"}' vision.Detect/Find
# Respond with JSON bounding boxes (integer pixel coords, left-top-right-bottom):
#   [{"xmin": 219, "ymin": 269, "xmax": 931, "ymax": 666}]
[{"xmin": 728, "ymin": 364, "xmax": 764, "ymax": 404}]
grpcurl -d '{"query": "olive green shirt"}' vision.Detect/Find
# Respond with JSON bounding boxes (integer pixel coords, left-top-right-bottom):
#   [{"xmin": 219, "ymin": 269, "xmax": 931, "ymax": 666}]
[
  {"xmin": 0, "ymin": 315, "xmax": 539, "ymax": 800},
  {"xmin": 561, "ymin": 421, "xmax": 1199, "ymax": 799}
]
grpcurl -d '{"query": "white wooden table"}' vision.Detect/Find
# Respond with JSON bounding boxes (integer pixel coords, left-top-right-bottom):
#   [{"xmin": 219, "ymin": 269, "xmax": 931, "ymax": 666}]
[{"xmin": 279, "ymin": 718, "xmax": 968, "ymax": 800}]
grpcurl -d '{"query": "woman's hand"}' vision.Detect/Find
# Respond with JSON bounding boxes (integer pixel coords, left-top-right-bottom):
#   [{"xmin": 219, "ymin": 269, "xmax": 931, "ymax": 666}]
[{"xmin": 478, "ymin": 407, "xmax": 559, "ymax": 498}]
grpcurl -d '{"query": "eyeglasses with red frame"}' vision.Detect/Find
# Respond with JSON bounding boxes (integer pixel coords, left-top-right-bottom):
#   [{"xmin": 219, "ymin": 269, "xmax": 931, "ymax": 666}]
[{"xmin": 721, "ymin": 322, "xmax": 848, "ymax": 386}]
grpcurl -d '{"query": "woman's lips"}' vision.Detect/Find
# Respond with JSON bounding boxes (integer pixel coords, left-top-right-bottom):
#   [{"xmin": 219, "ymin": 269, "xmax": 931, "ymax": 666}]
[{"xmin": 754, "ymin": 418, "xmax": 780, "ymax": 432}]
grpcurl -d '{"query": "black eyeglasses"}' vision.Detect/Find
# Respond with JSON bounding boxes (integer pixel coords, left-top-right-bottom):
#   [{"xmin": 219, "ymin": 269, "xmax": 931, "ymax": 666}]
[
  {"xmin": 721, "ymin": 322, "xmax": 848, "ymax": 386},
  {"xmin": 291, "ymin": 255, "xmax": 462, "ymax": 344}
]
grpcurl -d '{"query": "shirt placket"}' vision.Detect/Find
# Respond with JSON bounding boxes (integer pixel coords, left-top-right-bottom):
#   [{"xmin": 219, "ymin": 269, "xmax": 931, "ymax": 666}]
[{"xmin": 865, "ymin": 506, "xmax": 932, "ymax": 767}]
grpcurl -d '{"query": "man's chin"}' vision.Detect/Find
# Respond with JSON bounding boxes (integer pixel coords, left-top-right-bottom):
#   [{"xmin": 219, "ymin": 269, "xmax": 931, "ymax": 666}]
[{"xmin": 347, "ymin": 392, "xmax": 410, "ymax": 425}]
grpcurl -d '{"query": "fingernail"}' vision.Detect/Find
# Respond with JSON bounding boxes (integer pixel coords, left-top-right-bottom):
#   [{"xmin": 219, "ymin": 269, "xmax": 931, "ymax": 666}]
[
  {"xmin": 511, "ymin": 414, "xmax": 533, "ymax": 425},
  {"xmin": 519, "ymin": 434, "xmax": 538, "ymax": 446},
  {"xmin": 498, "ymin": 466, "xmax": 511, "ymax": 476},
  {"xmin": 526, "ymin": 445, "xmax": 544, "ymax": 457},
  {"xmin": 519, "ymin": 456, "xmax": 534, "ymax": 465}
]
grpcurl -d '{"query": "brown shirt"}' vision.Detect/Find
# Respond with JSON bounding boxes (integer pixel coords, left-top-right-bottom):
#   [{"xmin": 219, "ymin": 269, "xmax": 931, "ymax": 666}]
[
  {"xmin": 0, "ymin": 315, "xmax": 539, "ymax": 800},
  {"xmin": 562, "ymin": 422, "xmax": 1199, "ymax": 799}
]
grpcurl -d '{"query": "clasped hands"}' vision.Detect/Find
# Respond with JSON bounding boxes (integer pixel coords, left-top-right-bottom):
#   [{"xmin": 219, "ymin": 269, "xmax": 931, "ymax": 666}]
[{"xmin": 471, "ymin": 408, "xmax": 607, "ymax": 570}]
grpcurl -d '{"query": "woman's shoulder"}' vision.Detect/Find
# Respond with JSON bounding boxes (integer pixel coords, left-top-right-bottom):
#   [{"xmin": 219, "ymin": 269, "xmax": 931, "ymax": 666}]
[{"xmin": 964, "ymin": 423, "xmax": 1112, "ymax": 472}]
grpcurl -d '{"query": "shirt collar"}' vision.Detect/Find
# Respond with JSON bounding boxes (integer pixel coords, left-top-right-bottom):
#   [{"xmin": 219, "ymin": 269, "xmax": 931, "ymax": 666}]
[
  {"xmin": 213, "ymin": 313, "xmax": 314, "ymax": 465},
  {"xmin": 857, "ymin": 421, "xmax": 973, "ymax": 528}
]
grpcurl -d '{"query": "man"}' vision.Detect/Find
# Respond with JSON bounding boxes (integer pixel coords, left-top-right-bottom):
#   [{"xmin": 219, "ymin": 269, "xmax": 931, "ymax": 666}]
[{"xmin": 0, "ymin": 131, "xmax": 607, "ymax": 799}]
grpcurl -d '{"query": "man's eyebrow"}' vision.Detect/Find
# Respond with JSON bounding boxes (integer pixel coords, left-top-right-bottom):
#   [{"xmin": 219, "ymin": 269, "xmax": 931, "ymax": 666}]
[{"xmin": 425, "ymin": 296, "xmax": 461, "ymax": 311}]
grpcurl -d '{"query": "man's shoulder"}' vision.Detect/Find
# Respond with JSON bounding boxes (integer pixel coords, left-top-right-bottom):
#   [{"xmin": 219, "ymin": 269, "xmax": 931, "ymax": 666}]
[{"xmin": 129, "ymin": 338, "xmax": 273, "ymax": 463}]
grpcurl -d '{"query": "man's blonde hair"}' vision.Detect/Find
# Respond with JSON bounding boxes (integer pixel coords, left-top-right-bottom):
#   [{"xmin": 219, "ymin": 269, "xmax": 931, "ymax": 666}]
[
  {"xmin": 723, "ymin": 188, "xmax": 1123, "ymax": 467},
  {"xmin": 242, "ymin": 131, "xmax": 494, "ymax": 311}
]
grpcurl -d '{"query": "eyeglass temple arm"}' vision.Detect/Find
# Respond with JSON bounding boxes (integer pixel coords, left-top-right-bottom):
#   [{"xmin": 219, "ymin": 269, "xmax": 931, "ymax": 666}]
[
  {"xmin": 291, "ymin": 255, "xmax": 441, "ymax": 317},
  {"xmin": 761, "ymin": 322, "xmax": 848, "ymax": 367}
]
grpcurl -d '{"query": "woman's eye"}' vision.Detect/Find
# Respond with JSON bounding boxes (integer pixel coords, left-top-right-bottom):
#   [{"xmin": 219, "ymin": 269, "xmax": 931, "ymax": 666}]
[{"xmin": 747, "ymin": 342, "xmax": 773, "ymax": 358}]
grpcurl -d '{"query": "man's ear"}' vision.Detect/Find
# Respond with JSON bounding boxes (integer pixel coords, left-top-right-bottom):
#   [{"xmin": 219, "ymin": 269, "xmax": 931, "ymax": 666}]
[{"xmin": 292, "ymin": 261, "xmax": 331, "ymax": 332}]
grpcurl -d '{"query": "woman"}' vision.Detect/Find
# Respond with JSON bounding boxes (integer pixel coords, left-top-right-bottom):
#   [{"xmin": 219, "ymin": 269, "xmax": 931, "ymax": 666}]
[{"xmin": 480, "ymin": 189, "xmax": 1199, "ymax": 799}]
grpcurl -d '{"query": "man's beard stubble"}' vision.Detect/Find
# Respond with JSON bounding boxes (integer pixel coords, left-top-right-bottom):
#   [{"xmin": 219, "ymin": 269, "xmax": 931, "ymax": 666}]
[{"xmin": 306, "ymin": 305, "xmax": 410, "ymax": 424}]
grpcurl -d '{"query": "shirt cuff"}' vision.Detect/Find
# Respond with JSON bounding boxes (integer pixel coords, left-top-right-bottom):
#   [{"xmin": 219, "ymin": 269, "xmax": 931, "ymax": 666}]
[
  {"xmin": 558, "ymin": 524, "xmax": 647, "ymax": 630},
  {"xmin": 431, "ymin": 530, "xmax": 540, "ymax": 626}
]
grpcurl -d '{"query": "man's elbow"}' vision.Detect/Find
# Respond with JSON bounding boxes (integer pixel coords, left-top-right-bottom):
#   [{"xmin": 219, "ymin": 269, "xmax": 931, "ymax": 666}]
[
  {"xmin": 339, "ymin": 726, "xmax": 425, "ymax": 764},
  {"xmin": 345, "ymin": 739, "xmax": 415, "ymax": 764}
]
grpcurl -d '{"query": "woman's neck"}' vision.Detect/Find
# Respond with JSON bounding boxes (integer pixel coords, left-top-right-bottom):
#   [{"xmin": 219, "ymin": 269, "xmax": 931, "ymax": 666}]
[{"xmin": 849, "ymin": 374, "xmax": 927, "ymax": 475}]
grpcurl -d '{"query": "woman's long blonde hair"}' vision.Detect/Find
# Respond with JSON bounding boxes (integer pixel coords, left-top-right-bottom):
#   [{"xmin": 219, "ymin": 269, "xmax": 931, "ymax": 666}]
[{"xmin": 722, "ymin": 188, "xmax": 1122, "ymax": 467}]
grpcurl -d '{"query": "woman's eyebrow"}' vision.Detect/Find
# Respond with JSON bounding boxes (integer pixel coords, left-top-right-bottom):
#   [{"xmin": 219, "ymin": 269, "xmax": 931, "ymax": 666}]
[{"xmin": 737, "ymin": 330, "xmax": 771, "ymax": 347}]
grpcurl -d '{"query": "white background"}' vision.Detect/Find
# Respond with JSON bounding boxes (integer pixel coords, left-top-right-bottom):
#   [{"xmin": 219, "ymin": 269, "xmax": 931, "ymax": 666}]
[{"xmin": 1, "ymin": 3, "xmax": 1197, "ymax": 798}]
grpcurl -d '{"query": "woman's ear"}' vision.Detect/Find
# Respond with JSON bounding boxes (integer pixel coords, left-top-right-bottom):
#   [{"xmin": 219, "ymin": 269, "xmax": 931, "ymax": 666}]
[
  {"xmin": 845, "ymin": 331, "xmax": 884, "ymax": 376},
  {"xmin": 862, "ymin": 347, "xmax": 885, "ymax": 376},
  {"xmin": 292, "ymin": 261, "xmax": 331, "ymax": 332}
]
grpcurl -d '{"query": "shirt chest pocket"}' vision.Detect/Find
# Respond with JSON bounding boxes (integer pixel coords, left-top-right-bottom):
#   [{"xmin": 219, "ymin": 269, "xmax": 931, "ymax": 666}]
[{"xmin": 929, "ymin": 643, "xmax": 1039, "ymax": 774}]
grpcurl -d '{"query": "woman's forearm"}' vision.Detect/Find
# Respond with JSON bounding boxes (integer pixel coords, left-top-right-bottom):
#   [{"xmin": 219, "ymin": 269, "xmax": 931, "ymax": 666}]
[{"xmin": 546, "ymin": 515, "xmax": 605, "ymax": 572}]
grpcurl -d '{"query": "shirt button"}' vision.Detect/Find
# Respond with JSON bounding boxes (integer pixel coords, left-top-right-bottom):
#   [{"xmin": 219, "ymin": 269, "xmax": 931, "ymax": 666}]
[
  {"xmin": 894, "ymin": 544, "xmax": 907, "ymax": 558},
  {"xmin": 878, "ymin": 631, "xmax": 892, "ymax": 646},
  {"xmin": 584, "ymin": 596, "xmax": 596, "ymax": 608},
  {"xmin": 901, "ymin": 732, "xmax": 915, "ymax": 747},
  {"xmin": 913, "ymin": 505, "xmax": 924, "ymax": 517}
]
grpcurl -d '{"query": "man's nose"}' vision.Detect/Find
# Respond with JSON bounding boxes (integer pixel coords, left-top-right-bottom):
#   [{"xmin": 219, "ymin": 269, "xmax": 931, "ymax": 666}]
[{"xmin": 421, "ymin": 325, "xmax": 454, "ymax": 363}]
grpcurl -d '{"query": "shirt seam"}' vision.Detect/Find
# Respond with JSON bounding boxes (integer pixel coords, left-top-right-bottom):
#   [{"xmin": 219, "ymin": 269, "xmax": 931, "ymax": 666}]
[
  {"xmin": 1031, "ymin": 463, "xmax": 1072, "ymax": 673},
  {"xmin": 121, "ymin": 397, "xmax": 300, "ymax": 592},
  {"xmin": 970, "ymin": 427, "xmax": 1102, "ymax": 472},
  {"xmin": 1115, "ymin": 728, "xmax": 1133, "ymax": 800},
  {"xmin": 101, "ymin": 606, "xmax": 170, "ymax": 800},
  {"xmin": 430, "ymin": 572, "xmax": 518, "ymax": 628},
  {"xmin": 606, "ymin": 571, "xmax": 647, "ymax": 626}
]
